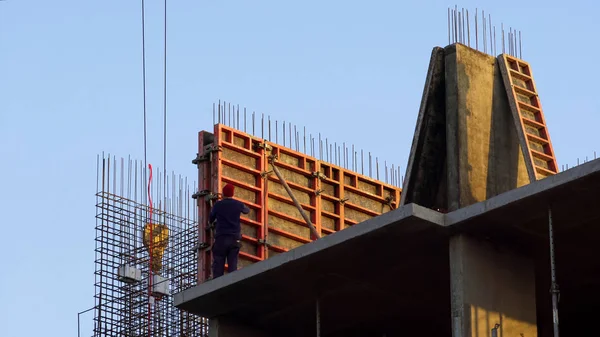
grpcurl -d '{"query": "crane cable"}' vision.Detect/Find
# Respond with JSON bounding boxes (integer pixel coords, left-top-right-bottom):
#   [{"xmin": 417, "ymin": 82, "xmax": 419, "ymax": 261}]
[
  {"xmin": 147, "ymin": 165, "xmax": 154, "ymax": 336},
  {"xmin": 141, "ymin": 0, "xmax": 169, "ymax": 335},
  {"xmin": 163, "ymin": 0, "xmax": 168, "ymax": 227},
  {"xmin": 140, "ymin": 0, "xmax": 152, "ymax": 335}
]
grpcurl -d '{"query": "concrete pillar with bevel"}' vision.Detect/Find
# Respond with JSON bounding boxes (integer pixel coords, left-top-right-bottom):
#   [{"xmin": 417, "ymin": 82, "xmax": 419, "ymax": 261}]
[
  {"xmin": 404, "ymin": 43, "xmax": 541, "ymax": 336},
  {"xmin": 401, "ymin": 43, "xmax": 530, "ymax": 211},
  {"xmin": 444, "ymin": 43, "xmax": 531, "ymax": 211},
  {"xmin": 444, "ymin": 44, "xmax": 538, "ymax": 337}
]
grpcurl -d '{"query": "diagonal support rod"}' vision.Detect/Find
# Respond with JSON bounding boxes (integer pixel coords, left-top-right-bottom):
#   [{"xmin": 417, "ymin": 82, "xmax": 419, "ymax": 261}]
[{"xmin": 269, "ymin": 156, "xmax": 321, "ymax": 239}]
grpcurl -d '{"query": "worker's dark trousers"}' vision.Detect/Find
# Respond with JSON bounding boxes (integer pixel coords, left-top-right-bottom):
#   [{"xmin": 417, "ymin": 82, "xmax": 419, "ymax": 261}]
[{"xmin": 212, "ymin": 235, "xmax": 240, "ymax": 278}]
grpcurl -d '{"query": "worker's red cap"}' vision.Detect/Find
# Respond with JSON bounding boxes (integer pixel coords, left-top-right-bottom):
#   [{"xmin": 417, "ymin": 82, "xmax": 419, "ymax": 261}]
[{"xmin": 223, "ymin": 184, "xmax": 235, "ymax": 197}]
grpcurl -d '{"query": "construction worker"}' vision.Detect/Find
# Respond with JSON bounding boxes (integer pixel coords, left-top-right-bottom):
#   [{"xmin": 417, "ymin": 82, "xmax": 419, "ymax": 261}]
[{"xmin": 209, "ymin": 183, "xmax": 250, "ymax": 278}]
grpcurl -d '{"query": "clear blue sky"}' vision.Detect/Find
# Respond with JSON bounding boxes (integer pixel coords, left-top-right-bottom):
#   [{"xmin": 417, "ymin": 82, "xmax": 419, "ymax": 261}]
[{"xmin": 0, "ymin": 0, "xmax": 598, "ymax": 335}]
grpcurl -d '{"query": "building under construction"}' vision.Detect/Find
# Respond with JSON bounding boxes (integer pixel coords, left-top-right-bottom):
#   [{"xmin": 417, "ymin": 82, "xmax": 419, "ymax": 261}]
[{"xmin": 89, "ymin": 7, "xmax": 600, "ymax": 337}]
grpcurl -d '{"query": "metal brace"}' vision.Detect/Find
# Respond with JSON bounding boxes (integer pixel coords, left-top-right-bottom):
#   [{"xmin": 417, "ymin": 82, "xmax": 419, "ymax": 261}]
[
  {"xmin": 205, "ymin": 224, "xmax": 216, "ymax": 232},
  {"xmin": 205, "ymin": 144, "xmax": 222, "ymax": 153},
  {"xmin": 385, "ymin": 196, "xmax": 395, "ymax": 208},
  {"xmin": 257, "ymin": 238, "xmax": 273, "ymax": 248},
  {"xmin": 196, "ymin": 220, "xmax": 217, "ymax": 250},
  {"xmin": 312, "ymin": 171, "xmax": 327, "ymax": 196},
  {"xmin": 261, "ymin": 170, "xmax": 273, "ymax": 178},
  {"xmin": 191, "ymin": 152, "xmax": 203, "ymax": 165},
  {"xmin": 192, "ymin": 190, "xmax": 210, "ymax": 200},
  {"xmin": 191, "ymin": 189, "xmax": 209, "ymax": 200},
  {"xmin": 191, "ymin": 153, "xmax": 209, "ymax": 165},
  {"xmin": 206, "ymin": 193, "xmax": 219, "ymax": 204},
  {"xmin": 192, "ymin": 145, "xmax": 222, "ymax": 165},
  {"xmin": 312, "ymin": 171, "xmax": 327, "ymax": 180},
  {"xmin": 254, "ymin": 142, "xmax": 273, "ymax": 152},
  {"xmin": 191, "ymin": 190, "xmax": 220, "ymax": 204}
]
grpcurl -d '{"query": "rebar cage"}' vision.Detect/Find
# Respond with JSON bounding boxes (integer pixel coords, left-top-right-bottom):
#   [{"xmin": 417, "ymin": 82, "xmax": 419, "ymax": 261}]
[{"xmin": 93, "ymin": 154, "xmax": 206, "ymax": 337}]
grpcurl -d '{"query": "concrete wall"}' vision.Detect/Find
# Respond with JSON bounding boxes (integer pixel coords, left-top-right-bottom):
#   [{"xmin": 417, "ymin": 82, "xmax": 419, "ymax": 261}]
[
  {"xmin": 445, "ymin": 44, "xmax": 530, "ymax": 211},
  {"xmin": 450, "ymin": 234, "xmax": 538, "ymax": 337}
]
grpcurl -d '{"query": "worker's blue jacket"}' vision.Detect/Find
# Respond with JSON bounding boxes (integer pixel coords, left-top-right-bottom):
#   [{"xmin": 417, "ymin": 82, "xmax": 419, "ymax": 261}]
[{"xmin": 209, "ymin": 198, "xmax": 250, "ymax": 238}]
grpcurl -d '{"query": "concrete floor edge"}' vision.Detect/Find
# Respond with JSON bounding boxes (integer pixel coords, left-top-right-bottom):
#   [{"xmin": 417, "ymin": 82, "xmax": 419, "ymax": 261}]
[
  {"xmin": 175, "ymin": 157, "xmax": 600, "ymax": 306},
  {"xmin": 445, "ymin": 157, "xmax": 600, "ymax": 225},
  {"xmin": 174, "ymin": 203, "xmax": 445, "ymax": 307}
]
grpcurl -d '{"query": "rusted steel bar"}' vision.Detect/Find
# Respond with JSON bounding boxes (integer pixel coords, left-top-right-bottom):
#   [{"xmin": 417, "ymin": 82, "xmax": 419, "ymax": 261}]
[{"xmin": 269, "ymin": 156, "xmax": 321, "ymax": 239}]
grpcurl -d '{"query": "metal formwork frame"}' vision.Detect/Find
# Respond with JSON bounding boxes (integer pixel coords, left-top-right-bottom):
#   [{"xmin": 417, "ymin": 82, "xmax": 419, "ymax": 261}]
[
  {"xmin": 195, "ymin": 131, "xmax": 213, "ymax": 282},
  {"xmin": 196, "ymin": 124, "xmax": 402, "ymax": 282},
  {"xmin": 318, "ymin": 161, "xmax": 401, "ymax": 231},
  {"xmin": 209, "ymin": 124, "xmax": 268, "ymax": 267},
  {"xmin": 264, "ymin": 140, "xmax": 320, "ymax": 247}
]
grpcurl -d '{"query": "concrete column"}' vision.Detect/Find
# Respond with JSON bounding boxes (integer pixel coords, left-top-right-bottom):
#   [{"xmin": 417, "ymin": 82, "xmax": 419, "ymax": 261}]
[
  {"xmin": 450, "ymin": 234, "xmax": 538, "ymax": 337},
  {"xmin": 444, "ymin": 44, "xmax": 530, "ymax": 211},
  {"xmin": 208, "ymin": 317, "xmax": 272, "ymax": 337}
]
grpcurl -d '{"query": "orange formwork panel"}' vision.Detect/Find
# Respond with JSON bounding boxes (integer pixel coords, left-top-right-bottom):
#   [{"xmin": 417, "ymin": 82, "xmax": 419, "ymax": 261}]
[
  {"xmin": 194, "ymin": 124, "xmax": 402, "ymax": 282},
  {"xmin": 498, "ymin": 54, "xmax": 558, "ymax": 181},
  {"xmin": 193, "ymin": 130, "xmax": 218, "ymax": 282}
]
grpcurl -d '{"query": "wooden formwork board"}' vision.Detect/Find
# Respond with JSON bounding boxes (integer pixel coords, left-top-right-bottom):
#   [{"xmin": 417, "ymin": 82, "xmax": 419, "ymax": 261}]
[{"xmin": 197, "ymin": 124, "xmax": 402, "ymax": 281}]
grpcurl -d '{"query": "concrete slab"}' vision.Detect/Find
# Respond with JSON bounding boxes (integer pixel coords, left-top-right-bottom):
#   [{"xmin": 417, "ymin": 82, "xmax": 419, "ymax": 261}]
[{"xmin": 175, "ymin": 204, "xmax": 449, "ymax": 336}]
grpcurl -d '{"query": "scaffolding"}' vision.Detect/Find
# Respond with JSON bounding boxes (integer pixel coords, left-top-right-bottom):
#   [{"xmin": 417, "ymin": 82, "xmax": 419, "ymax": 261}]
[{"xmin": 93, "ymin": 154, "xmax": 206, "ymax": 337}]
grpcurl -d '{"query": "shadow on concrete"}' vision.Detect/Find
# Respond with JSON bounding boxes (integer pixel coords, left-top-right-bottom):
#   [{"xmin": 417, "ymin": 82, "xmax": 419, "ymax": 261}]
[{"xmin": 401, "ymin": 46, "xmax": 448, "ymax": 210}]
